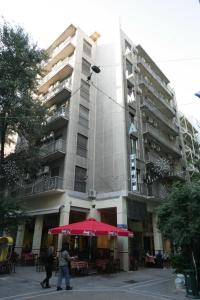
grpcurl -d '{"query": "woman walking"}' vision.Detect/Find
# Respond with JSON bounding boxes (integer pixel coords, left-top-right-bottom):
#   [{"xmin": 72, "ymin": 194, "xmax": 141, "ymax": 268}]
[
  {"xmin": 57, "ymin": 244, "xmax": 76, "ymax": 291},
  {"xmin": 40, "ymin": 246, "xmax": 54, "ymax": 289}
]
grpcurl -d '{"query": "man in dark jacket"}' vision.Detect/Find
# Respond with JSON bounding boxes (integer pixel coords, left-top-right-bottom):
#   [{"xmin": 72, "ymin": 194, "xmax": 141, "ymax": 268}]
[{"xmin": 40, "ymin": 246, "xmax": 54, "ymax": 288}]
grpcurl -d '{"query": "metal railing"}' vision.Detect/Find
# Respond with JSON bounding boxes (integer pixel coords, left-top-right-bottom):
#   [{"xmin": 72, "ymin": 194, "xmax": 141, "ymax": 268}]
[
  {"xmin": 40, "ymin": 139, "xmax": 65, "ymax": 157},
  {"xmin": 24, "ymin": 176, "xmax": 64, "ymax": 195},
  {"xmin": 39, "ymin": 57, "xmax": 73, "ymax": 87},
  {"xmin": 47, "ymin": 107, "xmax": 69, "ymax": 124},
  {"xmin": 141, "ymin": 98, "xmax": 178, "ymax": 134},
  {"xmin": 143, "ymin": 123, "xmax": 180, "ymax": 155},
  {"xmin": 137, "ymin": 57, "xmax": 173, "ymax": 98},
  {"xmin": 40, "ymin": 77, "xmax": 72, "ymax": 103},
  {"xmin": 139, "ymin": 78, "xmax": 175, "ymax": 116}
]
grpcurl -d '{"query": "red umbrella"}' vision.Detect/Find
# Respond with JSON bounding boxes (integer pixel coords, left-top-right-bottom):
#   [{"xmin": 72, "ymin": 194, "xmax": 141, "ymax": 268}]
[{"xmin": 48, "ymin": 218, "xmax": 134, "ymax": 237}]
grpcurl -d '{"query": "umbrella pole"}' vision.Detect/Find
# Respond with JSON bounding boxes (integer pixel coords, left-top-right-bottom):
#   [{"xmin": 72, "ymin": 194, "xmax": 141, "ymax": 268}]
[{"xmin": 89, "ymin": 236, "xmax": 92, "ymax": 261}]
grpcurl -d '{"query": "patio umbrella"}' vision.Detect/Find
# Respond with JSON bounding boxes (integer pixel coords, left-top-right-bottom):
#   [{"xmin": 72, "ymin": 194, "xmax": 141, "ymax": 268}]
[{"xmin": 48, "ymin": 217, "xmax": 134, "ymax": 237}]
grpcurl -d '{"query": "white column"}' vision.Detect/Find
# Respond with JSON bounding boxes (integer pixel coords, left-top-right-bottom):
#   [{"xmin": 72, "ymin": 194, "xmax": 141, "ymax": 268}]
[
  {"xmin": 117, "ymin": 197, "xmax": 129, "ymax": 271},
  {"xmin": 57, "ymin": 203, "xmax": 70, "ymax": 252},
  {"xmin": 152, "ymin": 213, "xmax": 163, "ymax": 253},
  {"xmin": 15, "ymin": 223, "xmax": 25, "ymax": 256},
  {"xmin": 32, "ymin": 215, "xmax": 44, "ymax": 255}
]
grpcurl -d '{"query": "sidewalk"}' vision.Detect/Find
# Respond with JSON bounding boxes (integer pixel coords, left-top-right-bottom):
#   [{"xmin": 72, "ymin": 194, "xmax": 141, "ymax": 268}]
[{"xmin": 0, "ymin": 266, "xmax": 186, "ymax": 300}]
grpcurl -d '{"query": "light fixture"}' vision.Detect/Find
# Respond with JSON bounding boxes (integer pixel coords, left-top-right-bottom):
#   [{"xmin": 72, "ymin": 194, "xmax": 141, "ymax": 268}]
[{"xmin": 87, "ymin": 65, "xmax": 101, "ymax": 81}]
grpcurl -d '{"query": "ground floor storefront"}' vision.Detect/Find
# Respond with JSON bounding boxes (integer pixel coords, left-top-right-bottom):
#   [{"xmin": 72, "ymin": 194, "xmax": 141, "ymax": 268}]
[{"xmin": 14, "ymin": 192, "xmax": 164, "ymax": 271}]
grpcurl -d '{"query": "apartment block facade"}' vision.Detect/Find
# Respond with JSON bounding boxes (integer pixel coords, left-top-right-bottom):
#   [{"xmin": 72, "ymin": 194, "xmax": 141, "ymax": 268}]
[{"xmin": 15, "ymin": 24, "xmax": 187, "ymax": 270}]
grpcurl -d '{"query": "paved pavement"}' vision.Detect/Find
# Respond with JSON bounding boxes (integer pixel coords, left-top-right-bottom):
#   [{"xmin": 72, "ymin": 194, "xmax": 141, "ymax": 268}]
[{"xmin": 0, "ymin": 266, "xmax": 187, "ymax": 300}]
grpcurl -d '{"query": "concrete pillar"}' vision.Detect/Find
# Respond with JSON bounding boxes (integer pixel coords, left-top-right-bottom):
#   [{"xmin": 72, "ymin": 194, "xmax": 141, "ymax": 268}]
[
  {"xmin": 15, "ymin": 223, "xmax": 25, "ymax": 256},
  {"xmin": 152, "ymin": 213, "xmax": 163, "ymax": 254},
  {"xmin": 117, "ymin": 197, "xmax": 129, "ymax": 271},
  {"xmin": 32, "ymin": 215, "xmax": 44, "ymax": 255},
  {"xmin": 57, "ymin": 203, "xmax": 70, "ymax": 251}
]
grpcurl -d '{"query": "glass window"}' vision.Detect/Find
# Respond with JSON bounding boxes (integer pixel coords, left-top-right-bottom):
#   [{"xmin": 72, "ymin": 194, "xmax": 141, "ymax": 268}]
[
  {"xmin": 79, "ymin": 105, "xmax": 89, "ymax": 128},
  {"xmin": 130, "ymin": 137, "xmax": 137, "ymax": 155},
  {"xmin": 77, "ymin": 133, "xmax": 88, "ymax": 158},
  {"xmin": 126, "ymin": 59, "xmax": 133, "ymax": 76},
  {"xmin": 82, "ymin": 58, "xmax": 91, "ymax": 77},
  {"xmin": 83, "ymin": 40, "xmax": 92, "ymax": 57},
  {"xmin": 125, "ymin": 40, "xmax": 131, "ymax": 54},
  {"xmin": 74, "ymin": 166, "xmax": 87, "ymax": 192},
  {"xmin": 80, "ymin": 80, "xmax": 90, "ymax": 101}
]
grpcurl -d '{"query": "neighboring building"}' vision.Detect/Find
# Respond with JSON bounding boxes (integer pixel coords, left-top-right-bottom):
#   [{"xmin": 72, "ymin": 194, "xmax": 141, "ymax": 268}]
[
  {"xmin": 15, "ymin": 24, "xmax": 185, "ymax": 270},
  {"xmin": 179, "ymin": 113, "xmax": 200, "ymax": 175}
]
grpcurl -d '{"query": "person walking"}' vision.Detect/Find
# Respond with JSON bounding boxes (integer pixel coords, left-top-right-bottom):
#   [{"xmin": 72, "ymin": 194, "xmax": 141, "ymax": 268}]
[
  {"xmin": 57, "ymin": 244, "xmax": 76, "ymax": 291},
  {"xmin": 40, "ymin": 246, "xmax": 54, "ymax": 289}
]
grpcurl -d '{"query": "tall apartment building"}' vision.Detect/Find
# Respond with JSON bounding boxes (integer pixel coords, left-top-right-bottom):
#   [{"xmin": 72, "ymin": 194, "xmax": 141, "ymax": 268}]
[{"xmin": 15, "ymin": 24, "xmax": 185, "ymax": 270}]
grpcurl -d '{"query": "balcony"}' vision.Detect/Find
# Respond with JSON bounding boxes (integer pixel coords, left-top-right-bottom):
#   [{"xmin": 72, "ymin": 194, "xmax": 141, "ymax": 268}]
[
  {"xmin": 145, "ymin": 152, "xmax": 160, "ymax": 165},
  {"xmin": 44, "ymin": 37, "xmax": 75, "ymax": 73},
  {"xmin": 137, "ymin": 57, "xmax": 173, "ymax": 99},
  {"xmin": 143, "ymin": 123, "xmax": 181, "ymax": 157},
  {"xmin": 40, "ymin": 139, "xmax": 66, "ymax": 161},
  {"xmin": 39, "ymin": 57, "xmax": 73, "ymax": 94},
  {"xmin": 40, "ymin": 77, "xmax": 72, "ymax": 107},
  {"xmin": 24, "ymin": 176, "xmax": 64, "ymax": 197},
  {"xmin": 139, "ymin": 78, "xmax": 176, "ymax": 118},
  {"xmin": 47, "ymin": 107, "xmax": 69, "ymax": 130},
  {"xmin": 141, "ymin": 98, "xmax": 179, "ymax": 136}
]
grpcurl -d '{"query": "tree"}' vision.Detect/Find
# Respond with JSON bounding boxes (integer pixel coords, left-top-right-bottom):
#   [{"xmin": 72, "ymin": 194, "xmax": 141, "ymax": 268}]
[
  {"xmin": 0, "ymin": 20, "xmax": 48, "ymax": 232},
  {"xmin": 157, "ymin": 181, "xmax": 200, "ymax": 268}
]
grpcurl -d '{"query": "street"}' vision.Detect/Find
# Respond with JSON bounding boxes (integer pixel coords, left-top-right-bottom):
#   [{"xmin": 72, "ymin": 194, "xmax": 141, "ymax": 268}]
[{"xmin": 0, "ymin": 266, "xmax": 186, "ymax": 300}]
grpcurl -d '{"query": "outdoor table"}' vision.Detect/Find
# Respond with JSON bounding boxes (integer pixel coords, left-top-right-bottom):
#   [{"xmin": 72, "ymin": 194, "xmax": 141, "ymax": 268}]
[
  {"xmin": 70, "ymin": 260, "xmax": 89, "ymax": 275},
  {"xmin": 95, "ymin": 259, "xmax": 110, "ymax": 272},
  {"xmin": 145, "ymin": 255, "xmax": 155, "ymax": 265}
]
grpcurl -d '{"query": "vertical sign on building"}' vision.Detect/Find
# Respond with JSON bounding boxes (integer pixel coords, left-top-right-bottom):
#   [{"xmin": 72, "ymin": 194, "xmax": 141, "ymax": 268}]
[{"xmin": 130, "ymin": 154, "xmax": 137, "ymax": 191}]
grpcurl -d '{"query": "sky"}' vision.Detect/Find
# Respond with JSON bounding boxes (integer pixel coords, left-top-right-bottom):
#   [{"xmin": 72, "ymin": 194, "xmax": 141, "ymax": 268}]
[{"xmin": 1, "ymin": 0, "xmax": 200, "ymax": 124}]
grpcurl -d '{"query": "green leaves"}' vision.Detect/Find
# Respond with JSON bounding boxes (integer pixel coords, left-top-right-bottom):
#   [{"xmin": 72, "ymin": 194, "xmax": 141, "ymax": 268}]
[{"xmin": 157, "ymin": 181, "xmax": 200, "ymax": 247}]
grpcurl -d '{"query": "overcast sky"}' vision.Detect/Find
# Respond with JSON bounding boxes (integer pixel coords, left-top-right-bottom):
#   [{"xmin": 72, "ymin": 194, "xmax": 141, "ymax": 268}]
[{"xmin": 1, "ymin": 0, "xmax": 200, "ymax": 123}]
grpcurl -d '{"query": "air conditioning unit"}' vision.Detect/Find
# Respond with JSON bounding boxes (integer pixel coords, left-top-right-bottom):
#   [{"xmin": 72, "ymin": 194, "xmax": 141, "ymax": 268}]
[
  {"xmin": 43, "ymin": 166, "xmax": 50, "ymax": 174},
  {"xmin": 88, "ymin": 189, "xmax": 97, "ymax": 199}
]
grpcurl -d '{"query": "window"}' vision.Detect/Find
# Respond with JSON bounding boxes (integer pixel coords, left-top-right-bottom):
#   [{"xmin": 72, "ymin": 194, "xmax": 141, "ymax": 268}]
[
  {"xmin": 126, "ymin": 60, "xmax": 133, "ymax": 76},
  {"xmin": 79, "ymin": 105, "xmax": 89, "ymax": 128},
  {"xmin": 74, "ymin": 166, "xmax": 87, "ymax": 192},
  {"xmin": 80, "ymin": 80, "xmax": 90, "ymax": 101},
  {"xmin": 83, "ymin": 40, "xmax": 92, "ymax": 57},
  {"xmin": 129, "ymin": 112, "xmax": 135, "ymax": 124},
  {"xmin": 77, "ymin": 133, "xmax": 88, "ymax": 158},
  {"xmin": 82, "ymin": 58, "xmax": 91, "ymax": 77},
  {"xmin": 130, "ymin": 137, "xmax": 137, "ymax": 155},
  {"xmin": 125, "ymin": 40, "xmax": 131, "ymax": 55}
]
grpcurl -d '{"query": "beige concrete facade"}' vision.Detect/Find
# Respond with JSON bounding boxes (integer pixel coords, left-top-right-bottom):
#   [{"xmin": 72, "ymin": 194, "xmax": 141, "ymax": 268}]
[{"xmin": 15, "ymin": 24, "xmax": 186, "ymax": 271}]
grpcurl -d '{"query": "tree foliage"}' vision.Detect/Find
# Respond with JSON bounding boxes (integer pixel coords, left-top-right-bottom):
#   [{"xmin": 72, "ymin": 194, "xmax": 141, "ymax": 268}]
[
  {"xmin": 157, "ymin": 181, "xmax": 200, "ymax": 268},
  {"xmin": 0, "ymin": 20, "xmax": 48, "ymax": 231}
]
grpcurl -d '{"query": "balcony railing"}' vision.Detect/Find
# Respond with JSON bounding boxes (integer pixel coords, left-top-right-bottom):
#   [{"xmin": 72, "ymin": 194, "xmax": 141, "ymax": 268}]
[
  {"xmin": 141, "ymin": 98, "xmax": 179, "ymax": 135},
  {"xmin": 137, "ymin": 57, "xmax": 173, "ymax": 98},
  {"xmin": 24, "ymin": 176, "xmax": 64, "ymax": 196},
  {"xmin": 47, "ymin": 107, "xmax": 69, "ymax": 124},
  {"xmin": 139, "ymin": 78, "xmax": 176, "ymax": 116},
  {"xmin": 50, "ymin": 37, "xmax": 73, "ymax": 59},
  {"xmin": 39, "ymin": 57, "xmax": 73, "ymax": 88},
  {"xmin": 143, "ymin": 123, "xmax": 180, "ymax": 156},
  {"xmin": 40, "ymin": 139, "xmax": 65, "ymax": 158},
  {"xmin": 41, "ymin": 77, "xmax": 72, "ymax": 104}
]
